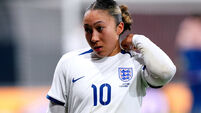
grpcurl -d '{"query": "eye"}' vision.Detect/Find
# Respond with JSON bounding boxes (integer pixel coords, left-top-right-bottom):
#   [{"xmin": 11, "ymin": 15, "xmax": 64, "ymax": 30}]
[
  {"xmin": 96, "ymin": 26, "xmax": 104, "ymax": 32},
  {"xmin": 84, "ymin": 27, "xmax": 92, "ymax": 34}
]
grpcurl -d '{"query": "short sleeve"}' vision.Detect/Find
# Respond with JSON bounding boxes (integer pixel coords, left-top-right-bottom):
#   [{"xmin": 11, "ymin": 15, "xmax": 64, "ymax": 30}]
[{"xmin": 47, "ymin": 56, "xmax": 69, "ymax": 106}]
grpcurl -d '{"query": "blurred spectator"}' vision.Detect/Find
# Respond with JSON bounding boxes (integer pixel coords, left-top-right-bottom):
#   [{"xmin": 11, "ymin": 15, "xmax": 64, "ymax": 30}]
[
  {"xmin": 140, "ymin": 88, "xmax": 169, "ymax": 113},
  {"xmin": 162, "ymin": 83, "xmax": 192, "ymax": 113},
  {"xmin": 176, "ymin": 15, "xmax": 201, "ymax": 113}
]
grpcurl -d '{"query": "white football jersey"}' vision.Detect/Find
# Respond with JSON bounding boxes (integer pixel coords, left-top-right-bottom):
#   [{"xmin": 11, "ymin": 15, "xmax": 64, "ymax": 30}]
[{"xmin": 47, "ymin": 35, "xmax": 176, "ymax": 113}]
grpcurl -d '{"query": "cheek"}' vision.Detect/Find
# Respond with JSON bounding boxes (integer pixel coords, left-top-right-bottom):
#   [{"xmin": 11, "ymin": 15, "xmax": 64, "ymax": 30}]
[
  {"xmin": 103, "ymin": 30, "xmax": 118, "ymax": 45},
  {"xmin": 85, "ymin": 33, "xmax": 91, "ymax": 43}
]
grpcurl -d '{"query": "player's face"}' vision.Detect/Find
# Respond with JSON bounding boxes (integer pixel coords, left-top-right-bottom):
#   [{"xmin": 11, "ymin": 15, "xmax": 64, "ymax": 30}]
[{"xmin": 83, "ymin": 10, "xmax": 122, "ymax": 57}]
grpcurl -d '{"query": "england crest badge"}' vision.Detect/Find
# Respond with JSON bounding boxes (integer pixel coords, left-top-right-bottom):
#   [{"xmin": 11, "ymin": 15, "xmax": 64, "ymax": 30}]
[{"xmin": 118, "ymin": 67, "xmax": 133, "ymax": 82}]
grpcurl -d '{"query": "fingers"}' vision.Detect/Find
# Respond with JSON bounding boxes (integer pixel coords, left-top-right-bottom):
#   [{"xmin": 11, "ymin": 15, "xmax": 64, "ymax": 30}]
[
  {"xmin": 121, "ymin": 42, "xmax": 131, "ymax": 50},
  {"xmin": 127, "ymin": 34, "xmax": 134, "ymax": 38}
]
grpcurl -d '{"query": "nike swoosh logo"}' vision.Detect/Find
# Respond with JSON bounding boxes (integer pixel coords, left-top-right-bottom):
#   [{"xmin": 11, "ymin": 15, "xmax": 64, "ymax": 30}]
[{"xmin": 72, "ymin": 76, "xmax": 85, "ymax": 83}]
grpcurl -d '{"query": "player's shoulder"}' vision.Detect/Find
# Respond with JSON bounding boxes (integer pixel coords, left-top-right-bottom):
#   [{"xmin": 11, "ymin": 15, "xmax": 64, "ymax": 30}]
[{"xmin": 60, "ymin": 48, "xmax": 92, "ymax": 62}]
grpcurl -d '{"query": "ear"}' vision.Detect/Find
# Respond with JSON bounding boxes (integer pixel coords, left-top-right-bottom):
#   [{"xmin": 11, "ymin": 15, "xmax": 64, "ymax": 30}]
[{"xmin": 116, "ymin": 22, "xmax": 124, "ymax": 35}]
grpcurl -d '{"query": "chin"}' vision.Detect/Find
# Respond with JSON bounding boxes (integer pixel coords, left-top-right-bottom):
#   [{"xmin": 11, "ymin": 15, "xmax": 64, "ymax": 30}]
[{"xmin": 94, "ymin": 51, "xmax": 107, "ymax": 58}]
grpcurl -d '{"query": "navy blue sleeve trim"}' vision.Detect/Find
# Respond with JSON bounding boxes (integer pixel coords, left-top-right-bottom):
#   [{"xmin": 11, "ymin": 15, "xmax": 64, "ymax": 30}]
[
  {"xmin": 79, "ymin": 49, "xmax": 93, "ymax": 55},
  {"xmin": 147, "ymin": 82, "xmax": 163, "ymax": 88},
  {"xmin": 46, "ymin": 95, "xmax": 65, "ymax": 106}
]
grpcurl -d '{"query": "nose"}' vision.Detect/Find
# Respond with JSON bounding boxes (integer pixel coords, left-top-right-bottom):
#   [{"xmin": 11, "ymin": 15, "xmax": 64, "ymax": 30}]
[{"xmin": 91, "ymin": 31, "xmax": 99, "ymax": 43}]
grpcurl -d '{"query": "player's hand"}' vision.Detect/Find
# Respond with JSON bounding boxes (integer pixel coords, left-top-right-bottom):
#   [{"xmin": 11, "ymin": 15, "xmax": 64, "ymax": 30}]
[{"xmin": 121, "ymin": 34, "xmax": 136, "ymax": 51}]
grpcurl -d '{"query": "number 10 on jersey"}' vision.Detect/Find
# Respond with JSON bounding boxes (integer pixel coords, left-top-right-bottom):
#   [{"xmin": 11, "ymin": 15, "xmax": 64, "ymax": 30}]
[{"xmin": 91, "ymin": 83, "xmax": 111, "ymax": 106}]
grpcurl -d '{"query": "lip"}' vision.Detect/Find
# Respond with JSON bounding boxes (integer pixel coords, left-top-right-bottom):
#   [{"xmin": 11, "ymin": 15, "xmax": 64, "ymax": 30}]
[{"xmin": 94, "ymin": 46, "xmax": 102, "ymax": 52}]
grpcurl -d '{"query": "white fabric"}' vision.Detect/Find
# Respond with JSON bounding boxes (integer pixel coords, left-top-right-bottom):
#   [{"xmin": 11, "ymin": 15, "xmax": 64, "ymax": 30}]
[
  {"xmin": 47, "ymin": 35, "xmax": 176, "ymax": 113},
  {"xmin": 132, "ymin": 35, "xmax": 176, "ymax": 86},
  {"xmin": 47, "ymin": 101, "xmax": 66, "ymax": 113}
]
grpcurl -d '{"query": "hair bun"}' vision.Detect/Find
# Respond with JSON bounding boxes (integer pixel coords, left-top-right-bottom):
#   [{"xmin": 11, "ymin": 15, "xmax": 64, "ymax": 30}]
[
  {"xmin": 120, "ymin": 5, "xmax": 128, "ymax": 13},
  {"xmin": 120, "ymin": 5, "xmax": 132, "ymax": 32}
]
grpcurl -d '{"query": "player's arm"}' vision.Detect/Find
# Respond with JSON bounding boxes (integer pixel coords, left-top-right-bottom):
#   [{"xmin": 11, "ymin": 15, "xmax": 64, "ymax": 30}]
[
  {"xmin": 121, "ymin": 34, "xmax": 176, "ymax": 87},
  {"xmin": 47, "ymin": 101, "xmax": 66, "ymax": 113},
  {"xmin": 46, "ymin": 54, "xmax": 70, "ymax": 113}
]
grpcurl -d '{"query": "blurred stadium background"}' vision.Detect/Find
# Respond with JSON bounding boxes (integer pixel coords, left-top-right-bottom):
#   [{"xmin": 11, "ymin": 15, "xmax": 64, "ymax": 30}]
[{"xmin": 0, "ymin": 0, "xmax": 201, "ymax": 112}]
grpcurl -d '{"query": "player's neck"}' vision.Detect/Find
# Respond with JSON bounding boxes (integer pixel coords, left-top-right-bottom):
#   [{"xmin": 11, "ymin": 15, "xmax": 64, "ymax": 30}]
[{"xmin": 108, "ymin": 42, "xmax": 121, "ymax": 57}]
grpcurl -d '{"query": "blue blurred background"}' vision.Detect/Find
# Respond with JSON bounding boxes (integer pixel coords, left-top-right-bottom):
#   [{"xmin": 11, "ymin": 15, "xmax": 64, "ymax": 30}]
[{"xmin": 0, "ymin": 0, "xmax": 201, "ymax": 112}]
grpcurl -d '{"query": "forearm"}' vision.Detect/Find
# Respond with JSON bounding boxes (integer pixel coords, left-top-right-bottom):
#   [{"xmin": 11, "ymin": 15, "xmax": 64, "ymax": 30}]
[
  {"xmin": 47, "ymin": 101, "xmax": 66, "ymax": 113},
  {"xmin": 132, "ymin": 35, "xmax": 176, "ymax": 86}
]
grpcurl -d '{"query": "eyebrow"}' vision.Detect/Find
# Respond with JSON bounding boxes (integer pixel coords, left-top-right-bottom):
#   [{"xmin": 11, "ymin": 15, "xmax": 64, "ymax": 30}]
[
  {"xmin": 84, "ymin": 21, "xmax": 104, "ymax": 27},
  {"xmin": 94, "ymin": 21, "xmax": 104, "ymax": 26}
]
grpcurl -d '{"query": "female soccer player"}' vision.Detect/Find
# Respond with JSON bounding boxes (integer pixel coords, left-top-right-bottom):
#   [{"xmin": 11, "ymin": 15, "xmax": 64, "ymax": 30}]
[{"xmin": 46, "ymin": 0, "xmax": 176, "ymax": 113}]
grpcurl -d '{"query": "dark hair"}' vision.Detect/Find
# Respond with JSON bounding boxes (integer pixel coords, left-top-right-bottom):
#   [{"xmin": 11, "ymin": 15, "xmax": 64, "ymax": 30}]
[{"xmin": 87, "ymin": 0, "xmax": 132, "ymax": 34}]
